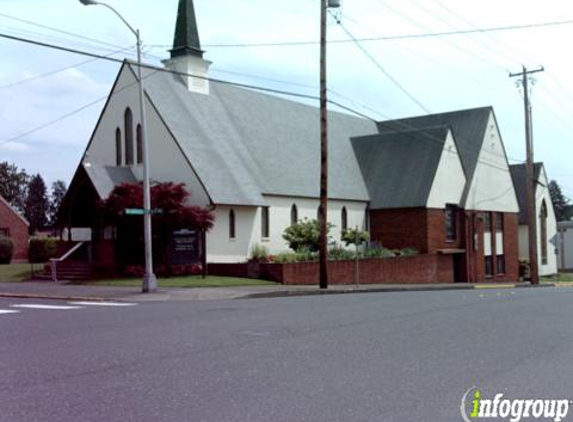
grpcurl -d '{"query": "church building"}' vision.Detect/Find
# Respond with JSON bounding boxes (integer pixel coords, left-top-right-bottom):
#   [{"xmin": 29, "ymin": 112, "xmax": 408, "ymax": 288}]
[{"xmin": 60, "ymin": 0, "xmax": 520, "ymax": 283}]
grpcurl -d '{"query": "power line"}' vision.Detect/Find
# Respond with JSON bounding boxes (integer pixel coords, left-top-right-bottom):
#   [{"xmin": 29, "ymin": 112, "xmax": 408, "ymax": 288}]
[
  {"xmin": 0, "ymin": 47, "xmax": 133, "ymax": 91},
  {"xmin": 0, "ymin": 12, "xmax": 126, "ymax": 51},
  {"xmin": 331, "ymin": 13, "xmax": 430, "ymax": 113},
  {"xmin": 0, "ymin": 30, "xmax": 532, "ymax": 178},
  {"xmin": 144, "ymin": 17, "xmax": 573, "ymax": 48}
]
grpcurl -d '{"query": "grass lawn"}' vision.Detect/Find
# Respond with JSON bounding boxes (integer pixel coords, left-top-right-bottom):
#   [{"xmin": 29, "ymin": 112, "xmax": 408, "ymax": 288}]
[
  {"xmin": 0, "ymin": 263, "xmax": 32, "ymax": 283},
  {"xmin": 542, "ymin": 273, "xmax": 573, "ymax": 283},
  {"xmin": 88, "ymin": 275, "xmax": 277, "ymax": 288}
]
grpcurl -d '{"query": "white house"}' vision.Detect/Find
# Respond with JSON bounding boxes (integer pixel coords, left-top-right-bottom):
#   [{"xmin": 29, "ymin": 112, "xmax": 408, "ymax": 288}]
[{"xmin": 510, "ymin": 163, "xmax": 558, "ymax": 276}]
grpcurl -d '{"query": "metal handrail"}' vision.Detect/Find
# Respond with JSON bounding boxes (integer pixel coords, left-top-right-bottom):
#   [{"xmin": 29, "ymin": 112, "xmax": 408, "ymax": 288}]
[{"xmin": 49, "ymin": 242, "xmax": 85, "ymax": 282}]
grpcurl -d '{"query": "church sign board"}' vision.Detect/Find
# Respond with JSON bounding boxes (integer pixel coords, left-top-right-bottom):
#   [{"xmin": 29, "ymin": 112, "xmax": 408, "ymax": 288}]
[{"xmin": 167, "ymin": 229, "xmax": 207, "ymax": 277}]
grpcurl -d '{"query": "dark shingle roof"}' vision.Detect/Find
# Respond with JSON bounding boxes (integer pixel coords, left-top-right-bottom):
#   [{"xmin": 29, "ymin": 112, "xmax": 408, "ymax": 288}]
[
  {"xmin": 377, "ymin": 107, "xmax": 492, "ymax": 205},
  {"xmin": 84, "ymin": 165, "xmax": 138, "ymax": 199},
  {"xmin": 351, "ymin": 126, "xmax": 452, "ymax": 209},
  {"xmin": 509, "ymin": 162, "xmax": 543, "ymax": 224},
  {"xmin": 142, "ymin": 67, "xmax": 378, "ymax": 205}
]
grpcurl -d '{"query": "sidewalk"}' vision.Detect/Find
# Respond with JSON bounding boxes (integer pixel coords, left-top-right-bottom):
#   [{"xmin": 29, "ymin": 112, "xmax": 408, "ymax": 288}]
[{"xmin": 0, "ymin": 280, "xmax": 555, "ymax": 302}]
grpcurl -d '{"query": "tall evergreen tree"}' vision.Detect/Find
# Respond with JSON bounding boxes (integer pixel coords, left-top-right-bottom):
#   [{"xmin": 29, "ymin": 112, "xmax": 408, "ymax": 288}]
[
  {"xmin": 549, "ymin": 179, "xmax": 570, "ymax": 221},
  {"xmin": 24, "ymin": 174, "xmax": 49, "ymax": 234},
  {"xmin": 0, "ymin": 162, "xmax": 29, "ymax": 212},
  {"xmin": 48, "ymin": 180, "xmax": 67, "ymax": 227}
]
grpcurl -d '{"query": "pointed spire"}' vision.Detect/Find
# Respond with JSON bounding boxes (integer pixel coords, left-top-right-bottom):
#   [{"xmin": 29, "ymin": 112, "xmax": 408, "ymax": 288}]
[{"xmin": 170, "ymin": 0, "xmax": 203, "ymax": 59}]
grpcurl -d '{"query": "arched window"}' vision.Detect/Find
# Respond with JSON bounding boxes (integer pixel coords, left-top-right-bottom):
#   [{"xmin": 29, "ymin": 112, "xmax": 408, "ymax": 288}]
[
  {"xmin": 124, "ymin": 108, "xmax": 134, "ymax": 165},
  {"xmin": 136, "ymin": 124, "xmax": 143, "ymax": 165},
  {"xmin": 115, "ymin": 128, "xmax": 122, "ymax": 166},
  {"xmin": 229, "ymin": 209, "xmax": 236, "ymax": 239},
  {"xmin": 540, "ymin": 200, "xmax": 548, "ymax": 265},
  {"xmin": 341, "ymin": 207, "xmax": 348, "ymax": 231},
  {"xmin": 291, "ymin": 204, "xmax": 298, "ymax": 225}
]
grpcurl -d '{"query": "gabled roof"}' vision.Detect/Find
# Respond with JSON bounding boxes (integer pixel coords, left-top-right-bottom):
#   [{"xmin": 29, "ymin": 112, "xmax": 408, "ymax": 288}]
[
  {"xmin": 377, "ymin": 107, "xmax": 492, "ymax": 205},
  {"xmin": 352, "ymin": 126, "xmax": 454, "ymax": 209},
  {"xmin": 141, "ymin": 66, "xmax": 378, "ymax": 205},
  {"xmin": 0, "ymin": 194, "xmax": 29, "ymax": 227},
  {"xmin": 84, "ymin": 165, "xmax": 138, "ymax": 199},
  {"xmin": 509, "ymin": 162, "xmax": 543, "ymax": 224}
]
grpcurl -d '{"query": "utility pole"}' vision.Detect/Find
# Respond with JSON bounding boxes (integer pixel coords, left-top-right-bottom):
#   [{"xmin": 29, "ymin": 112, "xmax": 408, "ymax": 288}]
[{"xmin": 510, "ymin": 65, "xmax": 544, "ymax": 285}]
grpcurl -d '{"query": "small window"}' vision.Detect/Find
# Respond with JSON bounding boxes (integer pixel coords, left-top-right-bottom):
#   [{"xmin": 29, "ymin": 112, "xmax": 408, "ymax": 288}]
[
  {"xmin": 115, "ymin": 128, "xmax": 122, "ymax": 166},
  {"xmin": 0, "ymin": 228, "xmax": 10, "ymax": 237},
  {"xmin": 261, "ymin": 206, "xmax": 270, "ymax": 238},
  {"xmin": 124, "ymin": 108, "xmax": 134, "ymax": 165},
  {"xmin": 445, "ymin": 204, "xmax": 457, "ymax": 241},
  {"xmin": 136, "ymin": 124, "xmax": 143, "ymax": 165},
  {"xmin": 540, "ymin": 201, "xmax": 548, "ymax": 265},
  {"xmin": 229, "ymin": 209, "xmax": 236, "ymax": 239},
  {"xmin": 496, "ymin": 213, "xmax": 504, "ymax": 232},
  {"xmin": 364, "ymin": 207, "xmax": 370, "ymax": 232},
  {"xmin": 483, "ymin": 212, "xmax": 492, "ymax": 233},
  {"xmin": 341, "ymin": 207, "xmax": 348, "ymax": 231},
  {"xmin": 290, "ymin": 204, "xmax": 298, "ymax": 226},
  {"xmin": 497, "ymin": 255, "xmax": 505, "ymax": 275},
  {"xmin": 485, "ymin": 256, "xmax": 494, "ymax": 277}
]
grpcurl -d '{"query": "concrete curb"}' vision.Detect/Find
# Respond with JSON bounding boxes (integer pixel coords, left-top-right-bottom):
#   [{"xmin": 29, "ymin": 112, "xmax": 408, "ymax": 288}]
[
  {"xmin": 243, "ymin": 282, "xmax": 556, "ymax": 300},
  {"xmin": 0, "ymin": 293, "xmax": 109, "ymax": 302}
]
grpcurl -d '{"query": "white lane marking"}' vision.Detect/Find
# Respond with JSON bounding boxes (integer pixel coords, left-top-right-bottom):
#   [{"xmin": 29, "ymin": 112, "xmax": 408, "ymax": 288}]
[
  {"xmin": 10, "ymin": 304, "xmax": 83, "ymax": 310},
  {"xmin": 68, "ymin": 302, "xmax": 137, "ymax": 307},
  {"xmin": 0, "ymin": 310, "xmax": 20, "ymax": 315}
]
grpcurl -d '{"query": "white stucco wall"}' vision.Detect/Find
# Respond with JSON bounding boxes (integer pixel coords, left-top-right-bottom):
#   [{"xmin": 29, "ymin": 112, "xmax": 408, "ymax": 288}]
[
  {"xmin": 465, "ymin": 112, "xmax": 519, "ymax": 213},
  {"xmin": 558, "ymin": 224, "xmax": 573, "ymax": 270},
  {"xmin": 517, "ymin": 166, "xmax": 558, "ymax": 276},
  {"xmin": 85, "ymin": 65, "xmax": 210, "ymax": 207},
  {"xmin": 426, "ymin": 130, "xmax": 466, "ymax": 208},
  {"xmin": 206, "ymin": 196, "xmax": 368, "ymax": 263}
]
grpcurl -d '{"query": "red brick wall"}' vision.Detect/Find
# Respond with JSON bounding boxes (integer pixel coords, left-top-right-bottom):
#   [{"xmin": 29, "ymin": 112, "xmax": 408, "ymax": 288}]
[
  {"xmin": 500, "ymin": 213, "xmax": 519, "ymax": 282},
  {"xmin": 465, "ymin": 211, "xmax": 519, "ymax": 283},
  {"xmin": 258, "ymin": 254, "xmax": 454, "ymax": 285},
  {"xmin": 370, "ymin": 207, "xmax": 463, "ymax": 254},
  {"xmin": 370, "ymin": 208, "xmax": 429, "ymax": 252},
  {"xmin": 427, "ymin": 208, "xmax": 464, "ymax": 253},
  {"xmin": 0, "ymin": 198, "xmax": 29, "ymax": 262}
]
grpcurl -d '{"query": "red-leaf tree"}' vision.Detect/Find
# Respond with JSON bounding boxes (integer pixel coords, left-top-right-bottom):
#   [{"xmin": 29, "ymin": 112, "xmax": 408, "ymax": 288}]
[
  {"xmin": 102, "ymin": 182, "xmax": 214, "ymax": 231},
  {"xmin": 100, "ymin": 182, "xmax": 214, "ymax": 268}
]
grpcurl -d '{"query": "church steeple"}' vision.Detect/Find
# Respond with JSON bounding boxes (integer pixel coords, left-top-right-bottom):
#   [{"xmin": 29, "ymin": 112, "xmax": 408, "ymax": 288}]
[
  {"xmin": 170, "ymin": 0, "xmax": 204, "ymax": 59},
  {"xmin": 163, "ymin": 0, "xmax": 211, "ymax": 94}
]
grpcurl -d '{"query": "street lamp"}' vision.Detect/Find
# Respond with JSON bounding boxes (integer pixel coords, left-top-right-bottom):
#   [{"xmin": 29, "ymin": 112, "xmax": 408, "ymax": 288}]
[{"xmin": 79, "ymin": 0, "xmax": 157, "ymax": 293}]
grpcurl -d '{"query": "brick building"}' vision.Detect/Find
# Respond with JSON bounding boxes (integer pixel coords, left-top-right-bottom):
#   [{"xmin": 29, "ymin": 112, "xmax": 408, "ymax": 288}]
[
  {"xmin": 354, "ymin": 109, "xmax": 520, "ymax": 283},
  {"xmin": 0, "ymin": 195, "xmax": 29, "ymax": 262}
]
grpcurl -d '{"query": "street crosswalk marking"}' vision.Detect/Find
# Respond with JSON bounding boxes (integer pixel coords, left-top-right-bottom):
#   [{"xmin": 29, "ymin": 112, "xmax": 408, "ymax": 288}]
[
  {"xmin": 0, "ymin": 310, "xmax": 20, "ymax": 315},
  {"xmin": 68, "ymin": 301, "xmax": 137, "ymax": 307},
  {"xmin": 10, "ymin": 304, "xmax": 84, "ymax": 310}
]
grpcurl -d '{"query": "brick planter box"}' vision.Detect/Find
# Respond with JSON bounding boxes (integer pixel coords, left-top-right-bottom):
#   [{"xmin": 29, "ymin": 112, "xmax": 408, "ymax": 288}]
[{"xmin": 209, "ymin": 254, "xmax": 455, "ymax": 285}]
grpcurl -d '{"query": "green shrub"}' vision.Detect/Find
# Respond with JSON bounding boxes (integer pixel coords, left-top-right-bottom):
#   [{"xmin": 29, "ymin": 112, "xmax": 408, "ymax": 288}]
[
  {"xmin": 362, "ymin": 243, "xmax": 395, "ymax": 259},
  {"xmin": 341, "ymin": 228, "xmax": 370, "ymax": 246},
  {"xmin": 28, "ymin": 237, "xmax": 59, "ymax": 263},
  {"xmin": 0, "ymin": 236, "xmax": 14, "ymax": 264},
  {"xmin": 250, "ymin": 244, "xmax": 269, "ymax": 262},
  {"xmin": 328, "ymin": 245, "xmax": 356, "ymax": 261},
  {"xmin": 400, "ymin": 247, "xmax": 419, "ymax": 257},
  {"xmin": 273, "ymin": 252, "xmax": 299, "ymax": 264},
  {"xmin": 283, "ymin": 218, "xmax": 334, "ymax": 252}
]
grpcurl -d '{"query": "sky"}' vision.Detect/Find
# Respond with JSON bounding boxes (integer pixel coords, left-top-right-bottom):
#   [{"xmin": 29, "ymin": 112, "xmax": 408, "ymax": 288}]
[{"xmin": 1, "ymin": 0, "xmax": 573, "ymax": 198}]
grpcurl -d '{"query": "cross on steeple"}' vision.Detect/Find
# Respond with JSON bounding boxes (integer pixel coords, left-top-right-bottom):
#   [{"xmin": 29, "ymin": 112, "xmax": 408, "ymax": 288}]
[{"xmin": 170, "ymin": 0, "xmax": 203, "ymax": 59}]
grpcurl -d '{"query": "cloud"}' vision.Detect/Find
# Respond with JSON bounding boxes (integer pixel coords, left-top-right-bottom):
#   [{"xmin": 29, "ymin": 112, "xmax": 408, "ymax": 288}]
[{"xmin": 0, "ymin": 141, "xmax": 33, "ymax": 154}]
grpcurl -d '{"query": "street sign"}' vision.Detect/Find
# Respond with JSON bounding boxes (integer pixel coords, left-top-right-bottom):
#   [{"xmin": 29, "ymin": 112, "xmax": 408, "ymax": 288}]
[
  {"xmin": 125, "ymin": 208, "xmax": 145, "ymax": 216},
  {"xmin": 124, "ymin": 208, "xmax": 164, "ymax": 216}
]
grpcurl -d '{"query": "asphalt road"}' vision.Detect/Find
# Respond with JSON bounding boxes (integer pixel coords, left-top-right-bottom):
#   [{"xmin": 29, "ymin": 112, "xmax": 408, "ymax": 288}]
[{"xmin": 1, "ymin": 288, "xmax": 573, "ymax": 422}]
